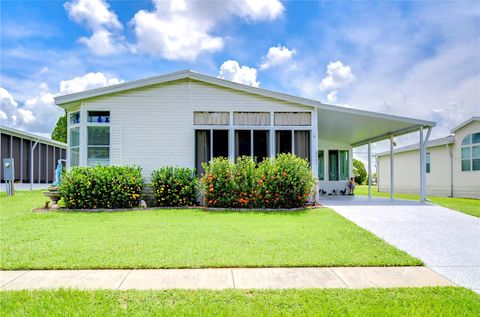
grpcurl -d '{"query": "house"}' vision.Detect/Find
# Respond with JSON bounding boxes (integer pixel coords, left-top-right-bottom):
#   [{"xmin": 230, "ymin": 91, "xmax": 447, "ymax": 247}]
[
  {"xmin": 54, "ymin": 70, "xmax": 435, "ymax": 201},
  {"xmin": 0, "ymin": 126, "xmax": 67, "ymax": 186},
  {"xmin": 376, "ymin": 117, "xmax": 479, "ymax": 199}
]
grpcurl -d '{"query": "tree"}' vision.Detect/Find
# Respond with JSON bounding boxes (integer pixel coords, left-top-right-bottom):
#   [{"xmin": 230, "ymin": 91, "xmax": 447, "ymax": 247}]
[
  {"xmin": 353, "ymin": 159, "xmax": 367, "ymax": 185},
  {"xmin": 51, "ymin": 111, "xmax": 67, "ymax": 143}
]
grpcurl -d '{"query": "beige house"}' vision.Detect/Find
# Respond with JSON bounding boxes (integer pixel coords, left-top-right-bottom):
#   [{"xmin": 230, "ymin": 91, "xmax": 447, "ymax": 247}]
[{"xmin": 376, "ymin": 117, "xmax": 480, "ymax": 199}]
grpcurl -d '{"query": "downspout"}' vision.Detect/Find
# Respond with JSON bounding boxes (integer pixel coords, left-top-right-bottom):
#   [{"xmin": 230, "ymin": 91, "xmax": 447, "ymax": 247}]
[{"xmin": 447, "ymin": 143, "xmax": 453, "ymax": 197}]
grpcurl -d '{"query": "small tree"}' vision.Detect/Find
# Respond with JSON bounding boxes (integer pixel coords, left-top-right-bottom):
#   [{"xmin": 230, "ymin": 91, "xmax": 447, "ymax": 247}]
[
  {"xmin": 51, "ymin": 111, "xmax": 67, "ymax": 143},
  {"xmin": 353, "ymin": 159, "xmax": 367, "ymax": 185}
]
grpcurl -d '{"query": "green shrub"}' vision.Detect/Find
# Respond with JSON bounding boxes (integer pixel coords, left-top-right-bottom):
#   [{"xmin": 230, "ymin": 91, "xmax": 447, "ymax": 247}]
[
  {"xmin": 201, "ymin": 154, "xmax": 315, "ymax": 209},
  {"xmin": 201, "ymin": 158, "xmax": 236, "ymax": 208},
  {"xmin": 151, "ymin": 167, "xmax": 198, "ymax": 207},
  {"xmin": 59, "ymin": 166, "xmax": 144, "ymax": 209},
  {"xmin": 258, "ymin": 154, "xmax": 315, "ymax": 208}
]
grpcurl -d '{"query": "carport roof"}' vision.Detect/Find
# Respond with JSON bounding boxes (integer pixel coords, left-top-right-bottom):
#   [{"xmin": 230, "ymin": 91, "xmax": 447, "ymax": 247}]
[{"xmin": 54, "ymin": 69, "xmax": 435, "ymax": 147}]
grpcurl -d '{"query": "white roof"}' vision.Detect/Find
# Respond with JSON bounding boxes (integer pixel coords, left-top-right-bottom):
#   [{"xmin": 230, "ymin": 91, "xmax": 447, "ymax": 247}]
[
  {"xmin": 376, "ymin": 135, "xmax": 455, "ymax": 157},
  {"xmin": 0, "ymin": 126, "xmax": 67, "ymax": 148},
  {"xmin": 54, "ymin": 69, "xmax": 435, "ymax": 146},
  {"xmin": 450, "ymin": 117, "xmax": 480, "ymax": 133}
]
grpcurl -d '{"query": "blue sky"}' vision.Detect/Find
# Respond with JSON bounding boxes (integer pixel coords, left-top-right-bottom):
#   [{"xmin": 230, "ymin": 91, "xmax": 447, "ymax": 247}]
[{"xmin": 1, "ymin": 0, "xmax": 479, "ymax": 155}]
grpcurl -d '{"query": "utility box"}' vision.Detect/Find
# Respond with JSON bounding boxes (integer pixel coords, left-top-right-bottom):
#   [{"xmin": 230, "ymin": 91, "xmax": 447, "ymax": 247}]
[
  {"xmin": 3, "ymin": 158, "xmax": 14, "ymax": 181},
  {"xmin": 3, "ymin": 158, "xmax": 15, "ymax": 196}
]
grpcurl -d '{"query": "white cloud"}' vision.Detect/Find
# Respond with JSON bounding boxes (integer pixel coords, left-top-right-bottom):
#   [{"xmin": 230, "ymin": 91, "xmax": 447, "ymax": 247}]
[
  {"xmin": 59, "ymin": 72, "xmax": 123, "ymax": 95},
  {"xmin": 65, "ymin": 0, "xmax": 124, "ymax": 55},
  {"xmin": 326, "ymin": 90, "xmax": 338, "ymax": 103},
  {"xmin": 320, "ymin": 61, "xmax": 356, "ymax": 91},
  {"xmin": 219, "ymin": 60, "xmax": 259, "ymax": 87},
  {"xmin": 132, "ymin": 0, "xmax": 284, "ymax": 61},
  {"xmin": 1, "ymin": 72, "xmax": 122, "ymax": 135},
  {"xmin": 260, "ymin": 46, "xmax": 296, "ymax": 70}
]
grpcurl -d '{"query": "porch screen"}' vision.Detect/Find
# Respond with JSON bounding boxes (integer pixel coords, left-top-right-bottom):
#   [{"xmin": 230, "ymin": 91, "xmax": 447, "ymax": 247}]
[
  {"xmin": 328, "ymin": 150, "xmax": 339, "ymax": 181},
  {"xmin": 235, "ymin": 130, "xmax": 251, "ymax": 158},
  {"xmin": 274, "ymin": 112, "xmax": 311, "ymax": 126},
  {"xmin": 193, "ymin": 112, "xmax": 229, "ymax": 125},
  {"xmin": 339, "ymin": 150, "xmax": 349, "ymax": 180},
  {"xmin": 253, "ymin": 131, "xmax": 269, "ymax": 163},
  {"xmin": 233, "ymin": 112, "xmax": 270, "ymax": 125},
  {"xmin": 195, "ymin": 130, "xmax": 210, "ymax": 176},
  {"xmin": 294, "ymin": 131, "xmax": 310, "ymax": 161},
  {"xmin": 275, "ymin": 130, "xmax": 292, "ymax": 155},
  {"xmin": 212, "ymin": 130, "xmax": 229, "ymax": 158}
]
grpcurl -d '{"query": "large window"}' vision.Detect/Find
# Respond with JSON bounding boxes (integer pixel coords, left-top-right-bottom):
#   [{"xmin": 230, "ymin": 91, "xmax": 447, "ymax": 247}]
[
  {"xmin": 426, "ymin": 152, "xmax": 431, "ymax": 173},
  {"xmin": 318, "ymin": 150, "xmax": 324, "ymax": 180},
  {"xmin": 235, "ymin": 130, "xmax": 269, "ymax": 163},
  {"xmin": 195, "ymin": 130, "xmax": 229, "ymax": 176},
  {"xmin": 87, "ymin": 126, "xmax": 110, "ymax": 166},
  {"xmin": 69, "ymin": 127, "xmax": 80, "ymax": 167},
  {"xmin": 275, "ymin": 130, "xmax": 292, "ymax": 155},
  {"xmin": 328, "ymin": 150, "xmax": 349, "ymax": 181},
  {"xmin": 294, "ymin": 131, "xmax": 310, "ymax": 161},
  {"xmin": 461, "ymin": 132, "xmax": 480, "ymax": 171}
]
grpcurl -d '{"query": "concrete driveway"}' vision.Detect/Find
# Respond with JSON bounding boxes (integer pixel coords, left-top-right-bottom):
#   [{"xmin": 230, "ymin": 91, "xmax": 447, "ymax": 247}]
[{"xmin": 322, "ymin": 196, "xmax": 480, "ymax": 293}]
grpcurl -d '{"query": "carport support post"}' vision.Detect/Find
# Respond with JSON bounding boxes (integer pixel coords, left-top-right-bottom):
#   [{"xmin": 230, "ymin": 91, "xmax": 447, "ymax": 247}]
[
  {"xmin": 30, "ymin": 139, "xmax": 39, "ymax": 190},
  {"xmin": 419, "ymin": 127, "xmax": 432, "ymax": 203},
  {"xmin": 389, "ymin": 135, "xmax": 394, "ymax": 199},
  {"xmin": 368, "ymin": 141, "xmax": 372, "ymax": 199}
]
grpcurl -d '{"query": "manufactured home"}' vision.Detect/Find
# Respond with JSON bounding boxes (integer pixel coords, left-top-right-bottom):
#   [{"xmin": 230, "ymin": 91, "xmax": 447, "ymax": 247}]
[
  {"xmin": 376, "ymin": 117, "xmax": 479, "ymax": 199},
  {"xmin": 54, "ymin": 70, "xmax": 435, "ymax": 201}
]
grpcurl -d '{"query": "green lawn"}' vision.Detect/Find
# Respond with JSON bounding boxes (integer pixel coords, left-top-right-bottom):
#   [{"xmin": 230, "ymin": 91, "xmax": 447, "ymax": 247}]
[
  {"xmin": 355, "ymin": 185, "xmax": 480, "ymax": 218},
  {"xmin": 0, "ymin": 190, "xmax": 420, "ymax": 269},
  {"xmin": 1, "ymin": 288, "xmax": 479, "ymax": 316}
]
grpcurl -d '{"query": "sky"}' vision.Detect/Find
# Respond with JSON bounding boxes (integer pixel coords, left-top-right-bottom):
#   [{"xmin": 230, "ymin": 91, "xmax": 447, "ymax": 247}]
[{"xmin": 1, "ymin": 0, "xmax": 479, "ymax": 158}]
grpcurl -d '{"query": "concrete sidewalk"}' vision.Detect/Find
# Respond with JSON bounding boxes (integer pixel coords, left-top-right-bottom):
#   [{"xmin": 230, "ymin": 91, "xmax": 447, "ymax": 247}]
[{"xmin": 0, "ymin": 267, "xmax": 453, "ymax": 290}]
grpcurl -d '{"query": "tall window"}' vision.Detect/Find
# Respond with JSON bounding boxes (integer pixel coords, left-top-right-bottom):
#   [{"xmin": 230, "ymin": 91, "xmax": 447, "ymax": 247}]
[
  {"xmin": 275, "ymin": 130, "xmax": 292, "ymax": 155},
  {"xmin": 318, "ymin": 150, "xmax": 324, "ymax": 180},
  {"xmin": 294, "ymin": 131, "xmax": 310, "ymax": 161},
  {"xmin": 195, "ymin": 130, "xmax": 229, "ymax": 176},
  {"xmin": 328, "ymin": 150, "xmax": 349, "ymax": 181},
  {"xmin": 87, "ymin": 127, "xmax": 110, "ymax": 166},
  {"xmin": 461, "ymin": 132, "xmax": 480, "ymax": 171},
  {"xmin": 235, "ymin": 130, "xmax": 269, "ymax": 162},
  {"xmin": 69, "ymin": 127, "xmax": 80, "ymax": 167},
  {"xmin": 426, "ymin": 152, "xmax": 431, "ymax": 173}
]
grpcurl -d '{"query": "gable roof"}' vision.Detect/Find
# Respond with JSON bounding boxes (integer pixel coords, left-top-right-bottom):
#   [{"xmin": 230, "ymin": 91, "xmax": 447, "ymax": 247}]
[
  {"xmin": 450, "ymin": 117, "xmax": 480, "ymax": 133},
  {"xmin": 54, "ymin": 69, "xmax": 435, "ymax": 147},
  {"xmin": 375, "ymin": 135, "xmax": 455, "ymax": 157}
]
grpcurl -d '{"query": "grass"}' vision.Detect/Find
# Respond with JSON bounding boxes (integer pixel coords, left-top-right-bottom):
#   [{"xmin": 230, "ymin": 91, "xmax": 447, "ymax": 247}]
[
  {"xmin": 0, "ymin": 190, "xmax": 421, "ymax": 269},
  {"xmin": 0, "ymin": 288, "xmax": 479, "ymax": 316},
  {"xmin": 355, "ymin": 185, "xmax": 480, "ymax": 218}
]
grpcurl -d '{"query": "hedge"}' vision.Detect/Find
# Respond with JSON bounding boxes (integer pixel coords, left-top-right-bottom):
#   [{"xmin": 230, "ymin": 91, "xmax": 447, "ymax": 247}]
[
  {"xmin": 59, "ymin": 165, "xmax": 144, "ymax": 209},
  {"xmin": 201, "ymin": 154, "xmax": 315, "ymax": 209},
  {"xmin": 151, "ymin": 167, "xmax": 198, "ymax": 207}
]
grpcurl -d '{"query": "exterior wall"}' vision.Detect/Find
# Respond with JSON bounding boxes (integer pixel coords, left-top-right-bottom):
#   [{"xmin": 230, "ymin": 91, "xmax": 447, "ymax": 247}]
[
  {"xmin": 377, "ymin": 145, "xmax": 452, "ymax": 197},
  {"xmin": 451, "ymin": 121, "xmax": 480, "ymax": 199},
  {"xmin": 0, "ymin": 130, "xmax": 67, "ymax": 183},
  {"xmin": 318, "ymin": 139, "xmax": 353, "ymax": 193},
  {"xmin": 72, "ymin": 79, "xmax": 317, "ymax": 181}
]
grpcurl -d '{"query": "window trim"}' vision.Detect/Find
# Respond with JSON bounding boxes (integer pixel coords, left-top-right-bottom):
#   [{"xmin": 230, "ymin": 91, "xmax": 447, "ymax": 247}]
[
  {"xmin": 327, "ymin": 149, "xmax": 350, "ymax": 181},
  {"xmin": 86, "ymin": 111, "xmax": 111, "ymax": 166}
]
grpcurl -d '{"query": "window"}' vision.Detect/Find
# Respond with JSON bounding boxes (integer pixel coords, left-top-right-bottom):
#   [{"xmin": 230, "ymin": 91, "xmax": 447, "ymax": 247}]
[
  {"xmin": 253, "ymin": 130, "xmax": 269, "ymax": 163},
  {"xmin": 195, "ymin": 129, "xmax": 229, "ymax": 176},
  {"xmin": 461, "ymin": 132, "xmax": 480, "ymax": 171},
  {"xmin": 69, "ymin": 127, "xmax": 80, "ymax": 167},
  {"xmin": 318, "ymin": 150, "xmax": 324, "ymax": 180},
  {"xmin": 328, "ymin": 150, "xmax": 349, "ymax": 181},
  {"xmin": 69, "ymin": 112, "xmax": 80, "ymax": 125},
  {"xmin": 233, "ymin": 112, "xmax": 270, "ymax": 125},
  {"xmin": 294, "ymin": 131, "xmax": 310, "ymax": 161},
  {"xmin": 274, "ymin": 112, "xmax": 311, "ymax": 126},
  {"xmin": 235, "ymin": 130, "xmax": 251, "ymax": 158},
  {"xmin": 235, "ymin": 130, "xmax": 269, "ymax": 162},
  {"xmin": 88, "ymin": 111, "xmax": 110, "ymax": 123},
  {"xmin": 193, "ymin": 112, "xmax": 229, "ymax": 125},
  {"xmin": 426, "ymin": 152, "xmax": 431, "ymax": 173},
  {"xmin": 275, "ymin": 130, "xmax": 292, "ymax": 154},
  {"xmin": 87, "ymin": 126, "xmax": 110, "ymax": 166}
]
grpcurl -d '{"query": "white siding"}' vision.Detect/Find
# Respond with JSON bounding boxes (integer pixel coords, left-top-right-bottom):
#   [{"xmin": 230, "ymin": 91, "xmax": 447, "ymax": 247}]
[
  {"xmin": 72, "ymin": 79, "xmax": 314, "ymax": 181},
  {"xmin": 318, "ymin": 139, "xmax": 353, "ymax": 193},
  {"xmin": 452, "ymin": 121, "xmax": 480, "ymax": 199},
  {"xmin": 377, "ymin": 145, "xmax": 452, "ymax": 197}
]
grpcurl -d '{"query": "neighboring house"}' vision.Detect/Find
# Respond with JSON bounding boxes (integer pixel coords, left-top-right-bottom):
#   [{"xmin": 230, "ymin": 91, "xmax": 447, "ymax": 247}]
[
  {"xmin": 0, "ymin": 126, "xmax": 67, "ymax": 184},
  {"xmin": 54, "ymin": 70, "xmax": 434, "ymax": 198},
  {"xmin": 376, "ymin": 117, "xmax": 480, "ymax": 199}
]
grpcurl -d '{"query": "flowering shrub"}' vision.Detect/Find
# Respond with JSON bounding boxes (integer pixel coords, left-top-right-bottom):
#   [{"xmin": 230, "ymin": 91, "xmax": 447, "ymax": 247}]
[
  {"xmin": 201, "ymin": 154, "xmax": 315, "ymax": 209},
  {"xmin": 151, "ymin": 167, "xmax": 198, "ymax": 207},
  {"xmin": 59, "ymin": 166, "xmax": 144, "ymax": 209}
]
